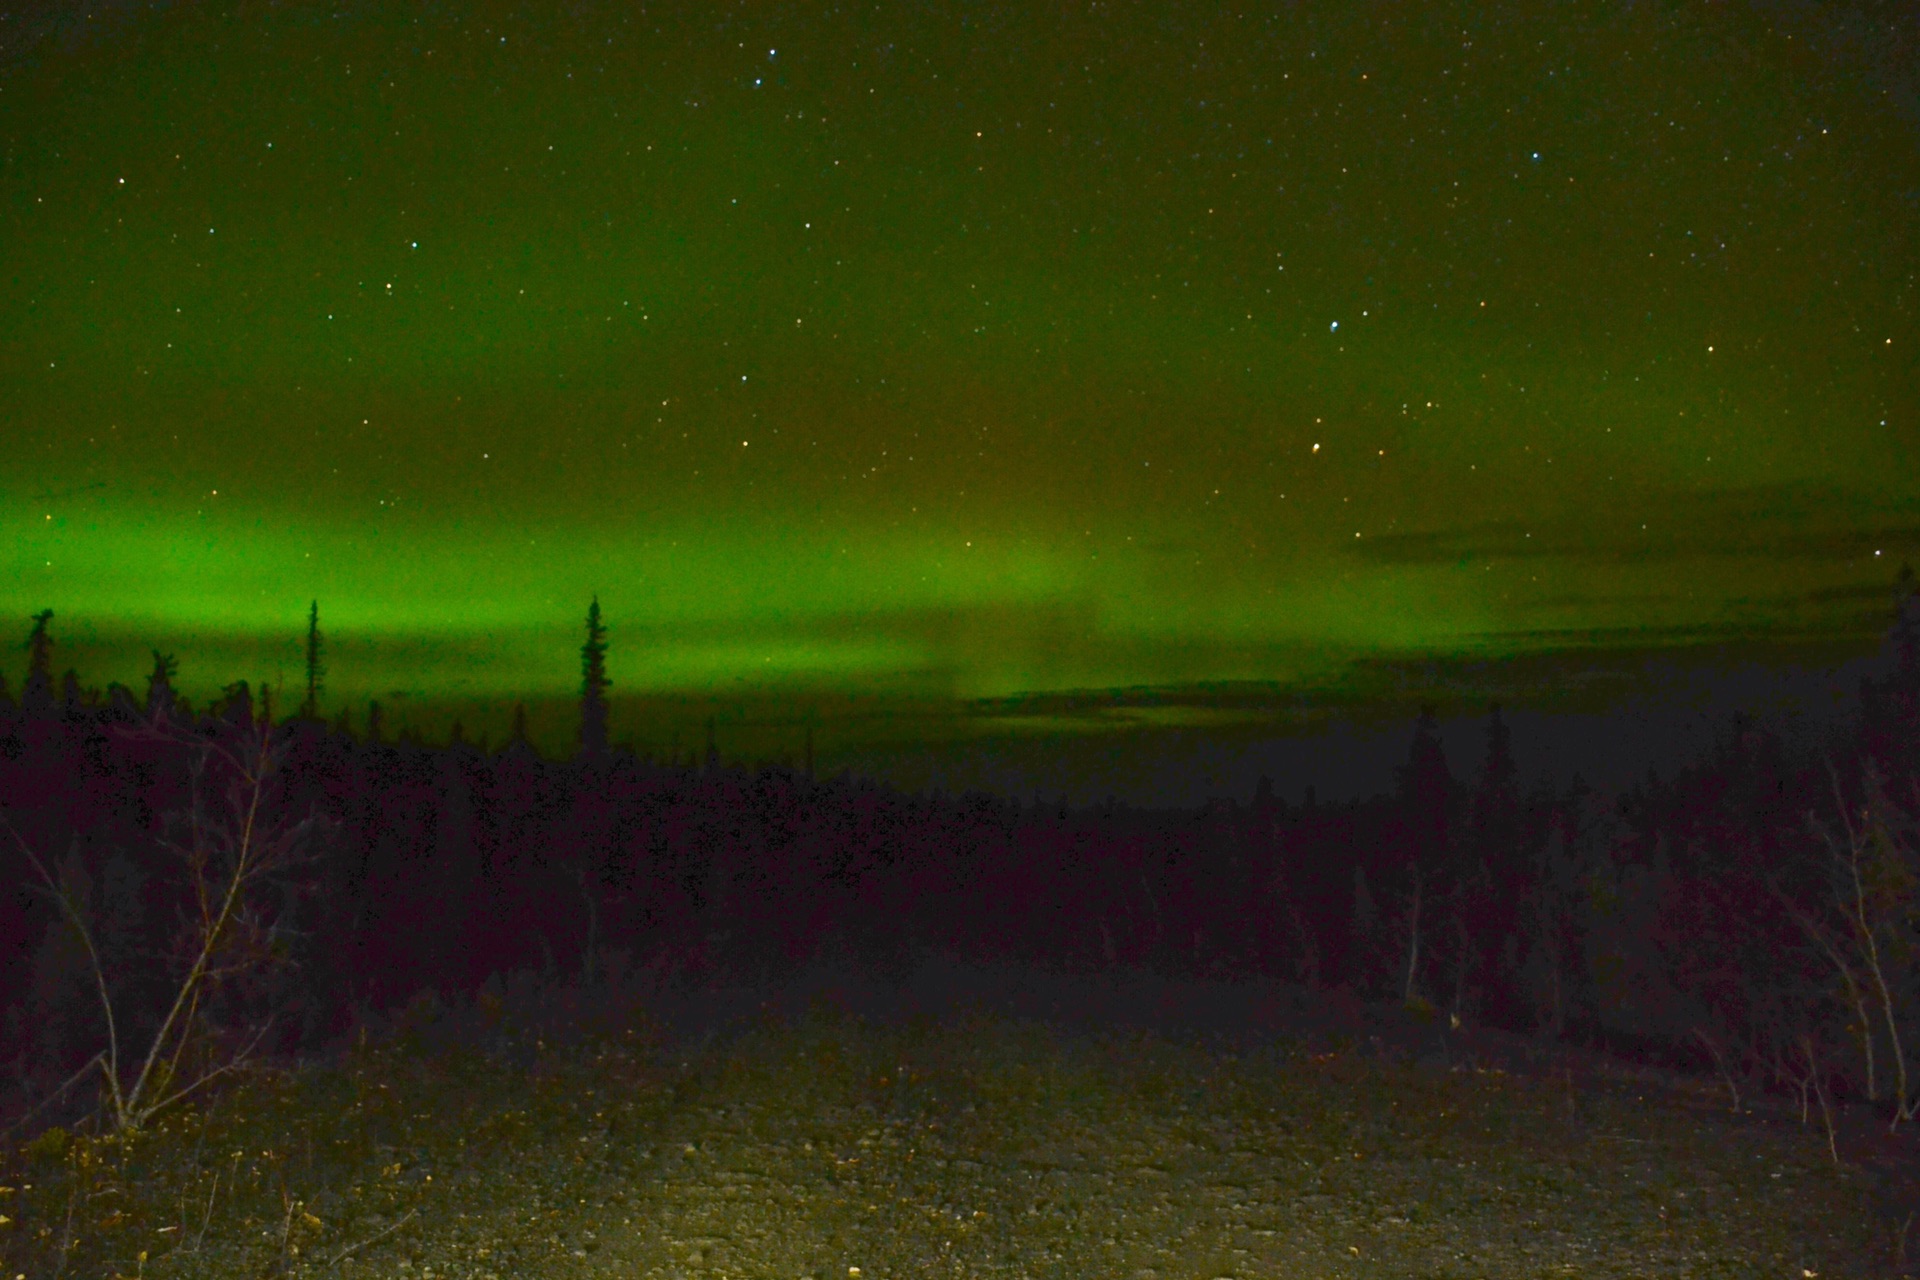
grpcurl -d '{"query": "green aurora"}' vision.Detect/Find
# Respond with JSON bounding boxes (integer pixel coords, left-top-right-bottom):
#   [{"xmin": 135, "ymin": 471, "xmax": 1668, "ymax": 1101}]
[{"xmin": 2, "ymin": 2, "xmax": 1915, "ymax": 789}]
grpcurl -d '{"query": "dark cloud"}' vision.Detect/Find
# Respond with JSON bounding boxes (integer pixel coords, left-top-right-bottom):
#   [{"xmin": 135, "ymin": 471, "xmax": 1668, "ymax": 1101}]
[{"xmin": 1355, "ymin": 482, "xmax": 1920, "ymax": 567}]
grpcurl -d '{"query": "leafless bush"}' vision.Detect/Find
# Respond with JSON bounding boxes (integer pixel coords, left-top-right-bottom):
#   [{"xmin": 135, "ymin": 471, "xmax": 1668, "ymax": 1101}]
[
  {"xmin": 1773, "ymin": 754, "xmax": 1920, "ymax": 1133},
  {"xmin": 2, "ymin": 711, "xmax": 337, "ymax": 1137}
]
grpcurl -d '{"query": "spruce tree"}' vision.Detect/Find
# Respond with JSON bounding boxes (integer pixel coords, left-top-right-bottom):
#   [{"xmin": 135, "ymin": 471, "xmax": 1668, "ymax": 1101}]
[
  {"xmin": 145, "ymin": 650, "xmax": 179, "ymax": 721},
  {"xmin": 1459, "ymin": 702, "xmax": 1522, "ymax": 1020},
  {"xmin": 60, "ymin": 669, "xmax": 84, "ymax": 718},
  {"xmin": 1350, "ymin": 862, "xmax": 1379, "ymax": 991},
  {"xmin": 21, "ymin": 608, "xmax": 54, "ymax": 718},
  {"xmin": 1893, "ymin": 561, "xmax": 1919, "ymax": 673},
  {"xmin": 1252, "ymin": 773, "xmax": 1276, "ymax": 817},
  {"xmin": 1887, "ymin": 561, "xmax": 1919, "ymax": 714},
  {"xmin": 1396, "ymin": 705, "xmax": 1453, "ymax": 874},
  {"xmin": 1865, "ymin": 561, "xmax": 1920, "ymax": 778},
  {"xmin": 1391, "ymin": 705, "xmax": 1454, "ymax": 1004},
  {"xmin": 219, "ymin": 680, "xmax": 253, "ymax": 730},
  {"xmin": 579, "ymin": 596, "xmax": 611, "ymax": 759},
  {"xmin": 302, "ymin": 600, "xmax": 326, "ymax": 720},
  {"xmin": 1470, "ymin": 702, "xmax": 1520, "ymax": 871},
  {"xmin": 106, "ymin": 681, "xmax": 140, "ymax": 720}
]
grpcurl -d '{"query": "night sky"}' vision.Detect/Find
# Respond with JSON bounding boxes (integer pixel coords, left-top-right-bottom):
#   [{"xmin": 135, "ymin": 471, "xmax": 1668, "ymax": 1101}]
[{"xmin": 4, "ymin": 1, "xmax": 1915, "ymax": 802}]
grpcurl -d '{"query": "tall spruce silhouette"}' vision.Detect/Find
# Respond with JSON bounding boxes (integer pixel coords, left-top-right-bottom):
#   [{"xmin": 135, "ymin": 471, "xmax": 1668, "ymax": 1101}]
[
  {"xmin": 1469, "ymin": 702, "xmax": 1520, "ymax": 878},
  {"xmin": 1391, "ymin": 705, "xmax": 1453, "ymax": 1003},
  {"xmin": 1886, "ymin": 561, "xmax": 1920, "ymax": 719},
  {"xmin": 579, "ymin": 596, "xmax": 611, "ymax": 759},
  {"xmin": 1454, "ymin": 701, "xmax": 1522, "ymax": 1019},
  {"xmin": 21, "ymin": 608, "xmax": 55, "ymax": 718},
  {"xmin": 145, "ymin": 650, "xmax": 179, "ymax": 721},
  {"xmin": 1396, "ymin": 705, "xmax": 1453, "ymax": 873},
  {"xmin": 1861, "ymin": 560, "xmax": 1920, "ymax": 777},
  {"xmin": 1890, "ymin": 559, "xmax": 1919, "ymax": 660},
  {"xmin": 302, "ymin": 599, "xmax": 326, "ymax": 720},
  {"xmin": 219, "ymin": 680, "xmax": 253, "ymax": 731}
]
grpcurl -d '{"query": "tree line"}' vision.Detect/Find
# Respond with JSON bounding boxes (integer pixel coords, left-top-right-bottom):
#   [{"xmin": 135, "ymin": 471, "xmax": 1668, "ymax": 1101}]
[{"xmin": 1, "ymin": 572, "xmax": 1917, "ymax": 1160}]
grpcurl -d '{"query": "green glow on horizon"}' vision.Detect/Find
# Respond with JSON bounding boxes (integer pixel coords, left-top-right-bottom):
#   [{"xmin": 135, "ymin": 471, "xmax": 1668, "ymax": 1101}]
[
  {"xmin": 9, "ymin": 486, "xmax": 1909, "ymax": 716},
  {"xmin": 5, "ymin": 494, "xmax": 1501, "ymax": 700},
  {"xmin": 1, "ymin": 1, "xmax": 1913, "ymax": 734}
]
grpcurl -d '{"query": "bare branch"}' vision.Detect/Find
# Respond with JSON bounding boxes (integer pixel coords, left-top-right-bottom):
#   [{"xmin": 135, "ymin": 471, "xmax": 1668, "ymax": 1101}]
[
  {"xmin": 142, "ymin": 1019, "xmax": 275, "ymax": 1120},
  {"xmin": 1801, "ymin": 1033, "xmax": 1844, "ymax": 1169},
  {"xmin": 322, "ymin": 1207, "xmax": 417, "ymax": 1269},
  {"xmin": 1, "ymin": 817, "xmax": 129, "ymax": 1124},
  {"xmin": 6, "ymin": 713, "xmax": 331, "ymax": 1136},
  {"xmin": 1693, "ymin": 1024, "xmax": 1741, "ymax": 1113},
  {"xmin": 1771, "ymin": 876, "xmax": 1880, "ymax": 1102},
  {"xmin": 0, "ymin": 1051, "xmax": 107, "ymax": 1142}
]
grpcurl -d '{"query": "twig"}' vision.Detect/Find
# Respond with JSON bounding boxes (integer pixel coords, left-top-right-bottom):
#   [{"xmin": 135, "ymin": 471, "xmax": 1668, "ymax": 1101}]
[
  {"xmin": 321, "ymin": 1207, "xmax": 417, "ymax": 1269},
  {"xmin": 277, "ymin": 1185, "xmax": 298, "ymax": 1276},
  {"xmin": 142, "ymin": 1018, "xmax": 275, "ymax": 1120},
  {"xmin": 172, "ymin": 1116, "xmax": 208, "ymax": 1240},
  {"xmin": 6, "ymin": 822, "xmax": 128, "ymax": 1120},
  {"xmin": 192, "ymin": 1168, "xmax": 219, "ymax": 1253},
  {"xmin": 1562, "ymin": 1063, "xmax": 1583, "ymax": 1130},
  {"xmin": 1802, "ymin": 1034, "xmax": 1845, "ymax": 1168},
  {"xmin": 1693, "ymin": 1025, "xmax": 1741, "ymax": 1114},
  {"xmin": 0, "ymin": 1050, "xmax": 107, "ymax": 1141},
  {"xmin": 53, "ymin": 1173, "xmax": 81, "ymax": 1280}
]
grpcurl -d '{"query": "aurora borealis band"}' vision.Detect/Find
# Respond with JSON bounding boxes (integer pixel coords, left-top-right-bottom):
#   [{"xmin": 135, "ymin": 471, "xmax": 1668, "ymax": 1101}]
[{"xmin": 3, "ymin": 2, "xmax": 1916, "ymax": 794}]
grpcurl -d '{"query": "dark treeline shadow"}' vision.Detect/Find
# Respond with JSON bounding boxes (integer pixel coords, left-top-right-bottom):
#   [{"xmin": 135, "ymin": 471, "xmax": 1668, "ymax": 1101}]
[{"xmin": 1, "ymin": 575, "xmax": 1918, "ymax": 1154}]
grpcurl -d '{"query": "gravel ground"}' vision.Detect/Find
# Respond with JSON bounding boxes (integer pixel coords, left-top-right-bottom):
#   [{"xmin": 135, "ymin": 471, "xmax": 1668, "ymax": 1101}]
[{"xmin": 1, "ymin": 953, "xmax": 1904, "ymax": 1279}]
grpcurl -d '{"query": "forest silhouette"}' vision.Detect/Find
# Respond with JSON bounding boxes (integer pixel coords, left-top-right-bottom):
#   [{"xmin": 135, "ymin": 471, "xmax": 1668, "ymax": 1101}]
[{"xmin": 3, "ymin": 572, "xmax": 1919, "ymax": 1157}]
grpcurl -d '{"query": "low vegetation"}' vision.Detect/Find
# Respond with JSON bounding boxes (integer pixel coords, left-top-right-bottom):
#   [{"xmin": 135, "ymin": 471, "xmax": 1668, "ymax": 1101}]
[{"xmin": 0, "ymin": 957, "xmax": 1905, "ymax": 1279}]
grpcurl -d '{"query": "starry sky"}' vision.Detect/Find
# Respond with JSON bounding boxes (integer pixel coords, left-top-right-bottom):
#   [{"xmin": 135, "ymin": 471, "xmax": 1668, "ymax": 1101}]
[{"xmin": 3, "ymin": 1, "xmax": 1916, "ymax": 799}]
